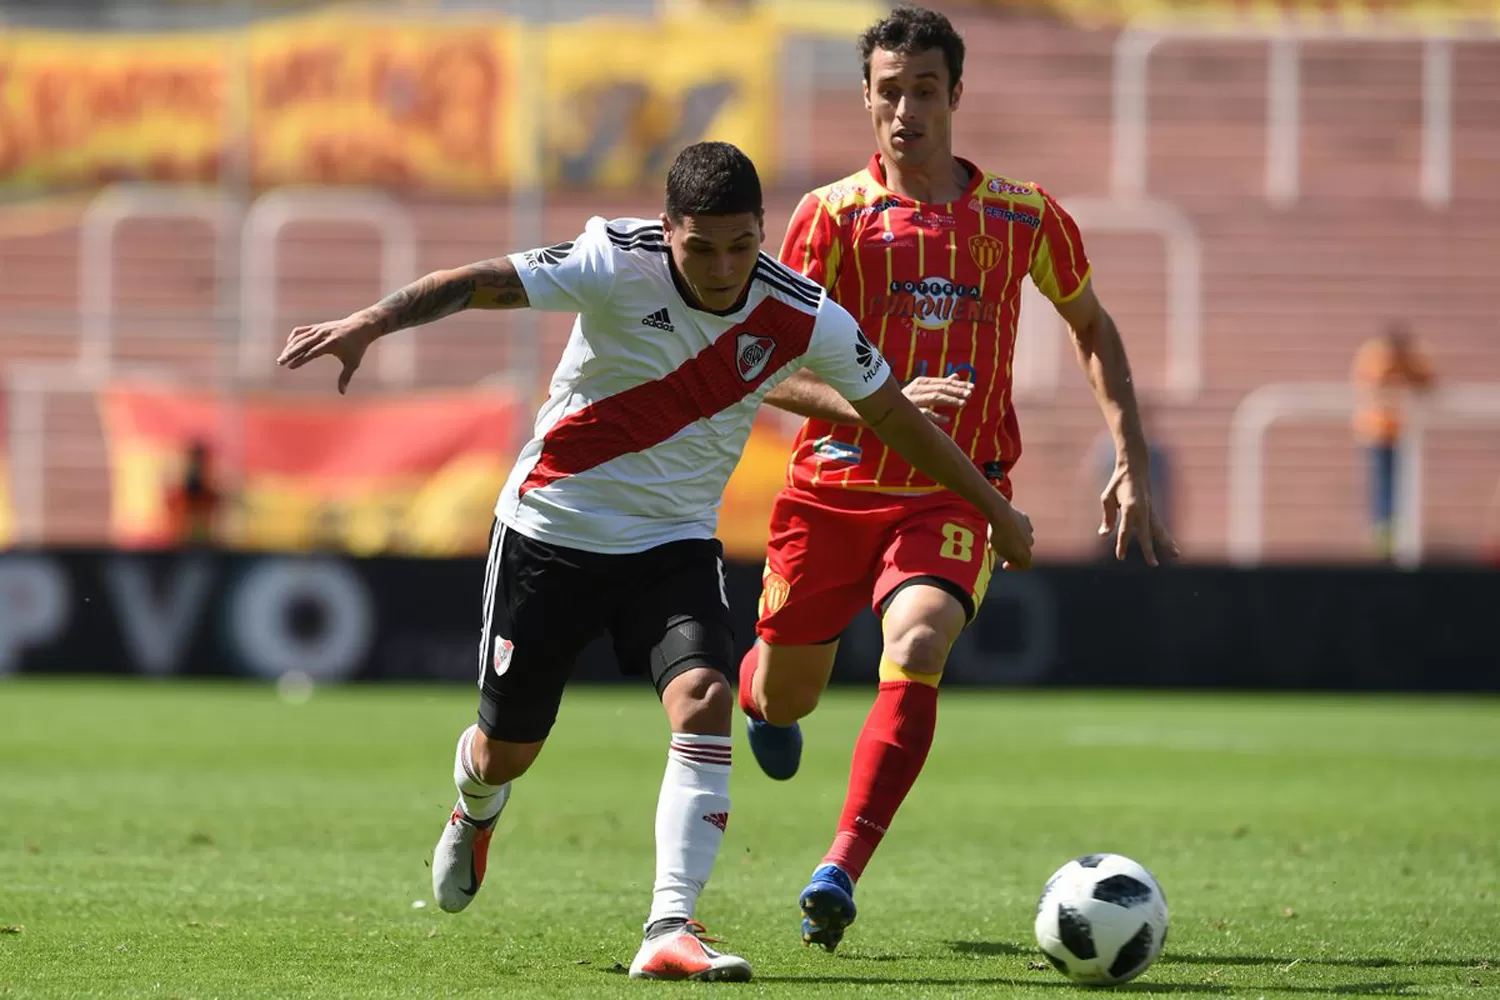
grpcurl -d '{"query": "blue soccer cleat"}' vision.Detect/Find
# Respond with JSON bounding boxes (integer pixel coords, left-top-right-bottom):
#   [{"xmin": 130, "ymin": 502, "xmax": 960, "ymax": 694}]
[
  {"xmin": 745, "ymin": 716, "xmax": 802, "ymax": 781},
  {"xmin": 800, "ymin": 864, "xmax": 857, "ymax": 951}
]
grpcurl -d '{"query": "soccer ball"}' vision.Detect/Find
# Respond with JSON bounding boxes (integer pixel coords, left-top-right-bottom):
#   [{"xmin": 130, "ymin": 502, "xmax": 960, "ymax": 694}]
[{"xmin": 1033, "ymin": 853, "xmax": 1168, "ymax": 986}]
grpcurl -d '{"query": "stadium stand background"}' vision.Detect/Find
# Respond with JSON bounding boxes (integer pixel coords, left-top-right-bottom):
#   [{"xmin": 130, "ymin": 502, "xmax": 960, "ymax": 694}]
[{"xmin": 0, "ymin": 0, "xmax": 1497, "ymax": 566}]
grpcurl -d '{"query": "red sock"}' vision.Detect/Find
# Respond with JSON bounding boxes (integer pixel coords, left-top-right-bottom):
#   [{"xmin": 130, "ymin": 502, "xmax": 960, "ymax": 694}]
[
  {"xmin": 737, "ymin": 646, "xmax": 764, "ymax": 721},
  {"xmin": 822, "ymin": 680, "xmax": 938, "ymax": 881}
]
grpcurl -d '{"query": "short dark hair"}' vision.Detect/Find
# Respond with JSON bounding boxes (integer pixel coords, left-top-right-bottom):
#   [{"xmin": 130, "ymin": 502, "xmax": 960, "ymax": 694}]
[
  {"xmin": 859, "ymin": 3, "xmax": 965, "ymax": 95},
  {"xmin": 665, "ymin": 141, "xmax": 763, "ymax": 221}
]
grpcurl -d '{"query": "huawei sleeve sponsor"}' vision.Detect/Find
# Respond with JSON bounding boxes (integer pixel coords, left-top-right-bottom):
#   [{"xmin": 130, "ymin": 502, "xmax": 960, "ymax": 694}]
[{"xmin": 801, "ymin": 302, "xmax": 892, "ymax": 398}]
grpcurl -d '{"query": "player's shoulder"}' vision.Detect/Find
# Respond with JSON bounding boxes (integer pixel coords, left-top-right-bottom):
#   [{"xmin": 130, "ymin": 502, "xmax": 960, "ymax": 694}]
[
  {"xmin": 595, "ymin": 216, "xmax": 668, "ymax": 257},
  {"xmin": 801, "ymin": 166, "xmax": 884, "ymax": 217},
  {"xmin": 964, "ymin": 169, "xmax": 1057, "ymax": 231},
  {"xmin": 970, "ymin": 169, "xmax": 1051, "ymax": 206},
  {"xmin": 753, "ymin": 251, "xmax": 825, "ymax": 314}
]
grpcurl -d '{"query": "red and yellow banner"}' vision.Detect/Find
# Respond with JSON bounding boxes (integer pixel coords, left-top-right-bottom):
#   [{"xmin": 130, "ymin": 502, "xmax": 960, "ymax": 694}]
[
  {"xmin": 100, "ymin": 386, "xmax": 527, "ymax": 556},
  {"xmin": 980, "ymin": 0, "xmax": 1500, "ymax": 25},
  {"xmin": 0, "ymin": 27, "xmax": 226, "ymax": 187},
  {"xmin": 98, "ymin": 383, "xmax": 796, "ymax": 562},
  {"xmin": 0, "ymin": 10, "xmax": 779, "ymax": 194},
  {"xmin": 251, "ymin": 16, "xmax": 515, "ymax": 192},
  {"xmin": 0, "ymin": 14, "xmax": 516, "ymax": 192}
]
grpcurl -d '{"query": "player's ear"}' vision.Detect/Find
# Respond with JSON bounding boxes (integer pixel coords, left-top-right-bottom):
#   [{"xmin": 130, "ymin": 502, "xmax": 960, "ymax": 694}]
[
  {"xmin": 950, "ymin": 79, "xmax": 963, "ymax": 112},
  {"xmin": 659, "ymin": 212, "xmax": 675, "ymax": 242},
  {"xmin": 756, "ymin": 211, "xmax": 765, "ymax": 243},
  {"xmin": 862, "ymin": 78, "xmax": 872, "ymax": 112}
]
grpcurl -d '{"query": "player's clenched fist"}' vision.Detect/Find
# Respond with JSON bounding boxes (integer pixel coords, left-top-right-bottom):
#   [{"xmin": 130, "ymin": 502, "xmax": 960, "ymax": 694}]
[
  {"xmin": 277, "ymin": 317, "xmax": 377, "ymax": 395},
  {"xmin": 988, "ymin": 501, "xmax": 1035, "ymax": 570}
]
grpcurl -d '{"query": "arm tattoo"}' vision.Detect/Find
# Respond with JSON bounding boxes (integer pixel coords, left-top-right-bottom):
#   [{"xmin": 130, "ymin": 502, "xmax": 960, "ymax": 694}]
[
  {"xmin": 367, "ymin": 258, "xmax": 526, "ymax": 334},
  {"xmin": 370, "ymin": 273, "xmax": 475, "ymax": 334},
  {"xmin": 466, "ymin": 258, "xmax": 529, "ymax": 309}
]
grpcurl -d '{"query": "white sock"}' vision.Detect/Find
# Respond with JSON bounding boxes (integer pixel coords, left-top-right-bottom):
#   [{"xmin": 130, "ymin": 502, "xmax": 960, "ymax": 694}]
[
  {"xmin": 453, "ymin": 723, "xmax": 511, "ymax": 824},
  {"xmin": 645, "ymin": 733, "xmax": 732, "ymax": 931}
]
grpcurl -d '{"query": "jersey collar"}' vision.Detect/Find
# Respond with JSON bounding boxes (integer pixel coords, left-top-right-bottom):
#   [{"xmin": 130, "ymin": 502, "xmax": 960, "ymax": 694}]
[
  {"xmin": 666, "ymin": 253, "xmax": 751, "ymax": 318},
  {"xmin": 866, "ymin": 151, "xmax": 984, "ymax": 206}
]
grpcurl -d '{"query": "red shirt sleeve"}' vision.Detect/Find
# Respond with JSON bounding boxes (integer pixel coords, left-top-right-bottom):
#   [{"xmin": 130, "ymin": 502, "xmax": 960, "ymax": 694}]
[
  {"xmin": 778, "ymin": 192, "xmax": 843, "ymax": 292},
  {"xmin": 1028, "ymin": 184, "xmax": 1092, "ymax": 304}
]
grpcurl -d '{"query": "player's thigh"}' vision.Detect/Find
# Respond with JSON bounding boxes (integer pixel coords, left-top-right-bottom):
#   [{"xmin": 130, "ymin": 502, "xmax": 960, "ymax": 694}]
[
  {"xmin": 610, "ymin": 538, "xmax": 738, "ymax": 730},
  {"xmin": 477, "ymin": 524, "xmax": 609, "ymax": 745},
  {"xmin": 756, "ymin": 488, "xmax": 879, "ymax": 648},
  {"xmin": 873, "ymin": 505, "xmax": 996, "ymax": 671}
]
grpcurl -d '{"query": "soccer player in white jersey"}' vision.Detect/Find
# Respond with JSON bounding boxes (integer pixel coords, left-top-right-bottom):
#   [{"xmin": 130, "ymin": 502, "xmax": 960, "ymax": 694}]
[{"xmin": 277, "ymin": 141, "xmax": 1034, "ymax": 982}]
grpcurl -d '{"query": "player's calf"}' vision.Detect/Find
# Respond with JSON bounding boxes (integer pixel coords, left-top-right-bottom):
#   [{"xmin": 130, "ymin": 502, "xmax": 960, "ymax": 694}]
[
  {"xmin": 432, "ymin": 724, "xmax": 515, "ymax": 912},
  {"xmin": 740, "ymin": 641, "xmax": 836, "ymax": 780}
]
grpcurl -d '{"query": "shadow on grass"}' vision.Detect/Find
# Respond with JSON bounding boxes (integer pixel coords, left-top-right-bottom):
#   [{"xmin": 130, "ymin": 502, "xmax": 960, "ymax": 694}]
[
  {"xmin": 1168, "ymin": 954, "xmax": 1492, "ymax": 970},
  {"xmin": 932, "ymin": 942, "xmax": 1429, "ymax": 995},
  {"xmin": 751, "ymin": 976, "xmax": 1231, "ymax": 991},
  {"xmin": 951, "ymin": 940, "xmax": 1492, "ymax": 970},
  {"xmin": 754, "ymin": 972, "xmax": 1417, "ymax": 995}
]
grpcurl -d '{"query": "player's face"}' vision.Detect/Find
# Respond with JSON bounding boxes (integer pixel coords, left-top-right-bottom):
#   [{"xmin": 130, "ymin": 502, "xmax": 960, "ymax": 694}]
[
  {"xmin": 661, "ymin": 212, "xmax": 764, "ymax": 312},
  {"xmin": 864, "ymin": 47, "xmax": 961, "ymax": 171}
]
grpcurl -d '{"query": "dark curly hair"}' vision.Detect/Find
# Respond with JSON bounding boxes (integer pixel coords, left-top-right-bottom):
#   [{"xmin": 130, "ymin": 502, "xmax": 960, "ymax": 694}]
[{"xmin": 858, "ymin": 4, "xmax": 965, "ymax": 95}]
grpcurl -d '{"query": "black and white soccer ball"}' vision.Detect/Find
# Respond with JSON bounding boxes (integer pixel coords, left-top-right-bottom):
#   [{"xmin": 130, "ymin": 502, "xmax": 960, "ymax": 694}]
[{"xmin": 1034, "ymin": 853, "xmax": 1168, "ymax": 986}]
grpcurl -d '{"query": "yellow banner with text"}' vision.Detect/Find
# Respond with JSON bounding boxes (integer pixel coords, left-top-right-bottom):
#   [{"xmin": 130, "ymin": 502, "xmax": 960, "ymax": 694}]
[{"xmin": 0, "ymin": 12, "xmax": 780, "ymax": 194}]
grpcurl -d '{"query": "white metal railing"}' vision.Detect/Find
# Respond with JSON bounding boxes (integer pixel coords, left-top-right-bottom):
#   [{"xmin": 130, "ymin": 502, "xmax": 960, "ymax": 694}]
[
  {"xmin": 5, "ymin": 185, "xmax": 428, "ymax": 543},
  {"xmin": 238, "ymin": 188, "xmax": 418, "ymax": 385},
  {"xmin": 1112, "ymin": 22, "xmax": 1497, "ymax": 209},
  {"xmin": 1227, "ymin": 381, "xmax": 1500, "ymax": 568},
  {"xmin": 7, "ymin": 361, "xmax": 182, "ymax": 545},
  {"xmin": 78, "ymin": 185, "xmax": 244, "ymax": 381},
  {"xmin": 1014, "ymin": 196, "xmax": 1203, "ymax": 401}
]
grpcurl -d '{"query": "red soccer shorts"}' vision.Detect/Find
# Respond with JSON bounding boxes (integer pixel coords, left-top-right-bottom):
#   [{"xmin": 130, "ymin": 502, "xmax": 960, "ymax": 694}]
[{"xmin": 754, "ymin": 485, "xmax": 999, "ymax": 646}]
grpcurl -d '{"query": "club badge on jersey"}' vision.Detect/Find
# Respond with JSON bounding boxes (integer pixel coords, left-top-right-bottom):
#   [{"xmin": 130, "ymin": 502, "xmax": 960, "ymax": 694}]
[{"xmin": 736, "ymin": 333, "xmax": 776, "ymax": 382}]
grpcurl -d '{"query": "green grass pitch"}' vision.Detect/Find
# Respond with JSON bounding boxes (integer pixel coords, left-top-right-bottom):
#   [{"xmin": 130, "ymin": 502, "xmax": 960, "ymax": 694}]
[{"xmin": 1, "ymin": 680, "xmax": 1497, "ymax": 998}]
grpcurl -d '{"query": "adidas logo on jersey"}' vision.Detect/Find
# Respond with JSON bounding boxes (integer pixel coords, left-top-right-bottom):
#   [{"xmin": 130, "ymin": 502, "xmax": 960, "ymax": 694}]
[
  {"xmin": 642, "ymin": 308, "xmax": 674, "ymax": 332},
  {"xmin": 702, "ymin": 811, "xmax": 729, "ymax": 832}
]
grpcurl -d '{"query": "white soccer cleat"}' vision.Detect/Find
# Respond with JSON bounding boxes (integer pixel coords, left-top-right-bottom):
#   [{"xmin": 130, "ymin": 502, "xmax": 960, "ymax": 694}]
[
  {"xmin": 628, "ymin": 921, "xmax": 753, "ymax": 981},
  {"xmin": 431, "ymin": 804, "xmax": 495, "ymax": 913}
]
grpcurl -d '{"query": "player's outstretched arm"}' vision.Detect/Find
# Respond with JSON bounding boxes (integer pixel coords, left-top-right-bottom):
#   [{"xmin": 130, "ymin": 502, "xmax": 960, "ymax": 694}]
[
  {"xmin": 766, "ymin": 369, "xmax": 973, "ymax": 427},
  {"xmin": 851, "ymin": 374, "xmax": 1034, "ymax": 570},
  {"xmin": 1056, "ymin": 282, "xmax": 1179, "ymax": 564},
  {"xmin": 277, "ymin": 258, "xmax": 528, "ymax": 394},
  {"xmin": 366, "ymin": 257, "xmax": 531, "ymax": 329}
]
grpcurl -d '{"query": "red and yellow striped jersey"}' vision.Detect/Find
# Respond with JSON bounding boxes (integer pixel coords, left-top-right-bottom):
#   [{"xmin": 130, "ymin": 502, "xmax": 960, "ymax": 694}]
[{"xmin": 780, "ymin": 153, "xmax": 1091, "ymax": 494}]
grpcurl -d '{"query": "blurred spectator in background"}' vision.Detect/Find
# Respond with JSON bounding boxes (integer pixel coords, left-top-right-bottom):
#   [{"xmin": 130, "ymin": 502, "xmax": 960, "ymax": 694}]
[
  {"xmin": 165, "ymin": 439, "xmax": 222, "ymax": 548},
  {"xmin": 1351, "ymin": 323, "xmax": 1435, "ymax": 561},
  {"xmin": 1086, "ymin": 397, "xmax": 1174, "ymax": 564}
]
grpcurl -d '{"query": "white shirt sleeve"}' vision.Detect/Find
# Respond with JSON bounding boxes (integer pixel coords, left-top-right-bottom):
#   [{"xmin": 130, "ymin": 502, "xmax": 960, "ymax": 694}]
[
  {"xmin": 800, "ymin": 297, "xmax": 890, "ymax": 402},
  {"xmin": 506, "ymin": 215, "xmax": 618, "ymax": 313}
]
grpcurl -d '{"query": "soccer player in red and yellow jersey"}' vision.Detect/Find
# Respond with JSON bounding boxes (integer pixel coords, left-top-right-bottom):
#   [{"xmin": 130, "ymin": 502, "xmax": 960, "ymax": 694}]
[{"xmin": 737, "ymin": 4, "xmax": 1179, "ymax": 951}]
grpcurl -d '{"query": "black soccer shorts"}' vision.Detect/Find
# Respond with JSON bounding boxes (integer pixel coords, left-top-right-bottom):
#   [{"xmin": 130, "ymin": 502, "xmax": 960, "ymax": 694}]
[{"xmin": 474, "ymin": 521, "xmax": 736, "ymax": 744}]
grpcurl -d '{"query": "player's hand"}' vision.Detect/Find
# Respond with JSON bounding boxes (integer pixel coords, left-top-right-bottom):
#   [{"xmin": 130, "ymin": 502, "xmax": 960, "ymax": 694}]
[
  {"xmin": 988, "ymin": 500, "xmax": 1035, "ymax": 571},
  {"xmin": 1099, "ymin": 464, "xmax": 1180, "ymax": 566},
  {"xmin": 902, "ymin": 374, "xmax": 972, "ymax": 426},
  {"xmin": 276, "ymin": 316, "xmax": 377, "ymax": 394}
]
